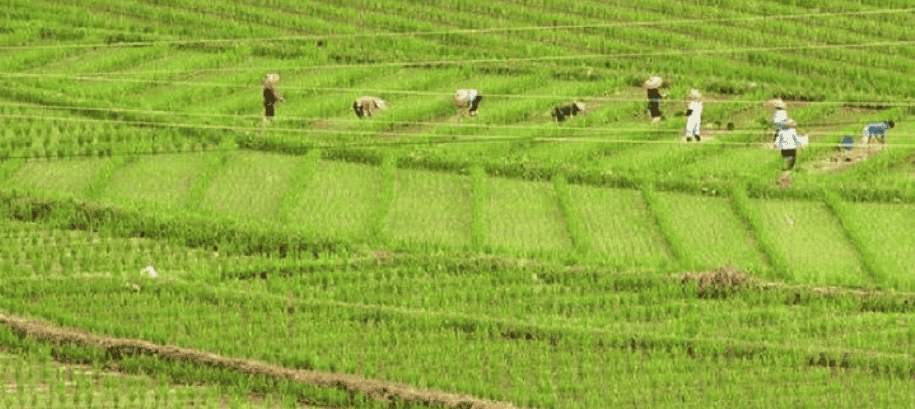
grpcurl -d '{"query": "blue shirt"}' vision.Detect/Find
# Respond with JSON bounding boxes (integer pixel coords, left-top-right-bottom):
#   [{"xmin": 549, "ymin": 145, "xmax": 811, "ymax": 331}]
[{"xmin": 864, "ymin": 122, "xmax": 890, "ymax": 136}]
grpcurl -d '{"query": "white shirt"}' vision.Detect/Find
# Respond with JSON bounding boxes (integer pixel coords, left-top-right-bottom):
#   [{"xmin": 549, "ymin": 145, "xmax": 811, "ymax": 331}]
[
  {"xmin": 775, "ymin": 128, "xmax": 800, "ymax": 150},
  {"xmin": 688, "ymin": 100, "xmax": 702, "ymax": 119},
  {"xmin": 457, "ymin": 89, "xmax": 478, "ymax": 101}
]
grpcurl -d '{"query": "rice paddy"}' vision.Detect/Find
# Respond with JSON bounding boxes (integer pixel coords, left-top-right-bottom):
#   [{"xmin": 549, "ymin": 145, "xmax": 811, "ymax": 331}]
[{"xmin": 2, "ymin": 0, "xmax": 915, "ymax": 408}]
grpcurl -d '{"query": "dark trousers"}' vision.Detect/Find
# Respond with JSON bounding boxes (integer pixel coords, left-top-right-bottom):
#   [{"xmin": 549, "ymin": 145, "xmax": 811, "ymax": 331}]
[
  {"xmin": 648, "ymin": 100, "xmax": 661, "ymax": 118},
  {"xmin": 264, "ymin": 104, "xmax": 275, "ymax": 117},
  {"xmin": 781, "ymin": 149, "xmax": 797, "ymax": 169},
  {"xmin": 469, "ymin": 96, "xmax": 482, "ymax": 112}
]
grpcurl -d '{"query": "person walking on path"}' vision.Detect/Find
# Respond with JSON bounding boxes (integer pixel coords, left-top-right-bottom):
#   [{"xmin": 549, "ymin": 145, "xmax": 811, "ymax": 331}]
[
  {"xmin": 772, "ymin": 119, "xmax": 804, "ymax": 171},
  {"xmin": 862, "ymin": 120, "xmax": 894, "ymax": 145},
  {"xmin": 643, "ymin": 76, "xmax": 664, "ymax": 122},
  {"xmin": 262, "ymin": 73, "xmax": 284, "ymax": 123},
  {"xmin": 684, "ymin": 89, "xmax": 703, "ymax": 142}
]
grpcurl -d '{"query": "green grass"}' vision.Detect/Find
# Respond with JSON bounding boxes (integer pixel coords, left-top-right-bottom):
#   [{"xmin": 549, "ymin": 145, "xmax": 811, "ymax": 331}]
[
  {"xmin": 290, "ymin": 160, "xmax": 381, "ymax": 242},
  {"xmin": 841, "ymin": 201, "xmax": 915, "ymax": 291},
  {"xmin": 570, "ymin": 184, "xmax": 674, "ymax": 268},
  {"xmin": 199, "ymin": 150, "xmax": 301, "ymax": 226},
  {"xmin": 103, "ymin": 152, "xmax": 208, "ymax": 211},
  {"xmin": 656, "ymin": 191, "xmax": 769, "ymax": 274},
  {"xmin": 388, "ymin": 167, "xmax": 472, "ymax": 248},
  {"xmin": 8, "ymin": 157, "xmax": 105, "ymax": 195},
  {"xmin": 484, "ymin": 176, "xmax": 572, "ymax": 254},
  {"xmin": 751, "ymin": 198, "xmax": 869, "ymax": 287}
]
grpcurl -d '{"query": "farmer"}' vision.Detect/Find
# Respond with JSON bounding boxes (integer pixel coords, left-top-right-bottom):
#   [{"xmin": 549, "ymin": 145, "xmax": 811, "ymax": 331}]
[
  {"xmin": 767, "ymin": 98, "xmax": 789, "ymax": 138},
  {"xmin": 643, "ymin": 76, "xmax": 664, "ymax": 122},
  {"xmin": 684, "ymin": 90, "xmax": 703, "ymax": 142},
  {"xmin": 454, "ymin": 89, "xmax": 482, "ymax": 116},
  {"xmin": 262, "ymin": 73, "xmax": 284, "ymax": 123},
  {"xmin": 552, "ymin": 101, "xmax": 585, "ymax": 122},
  {"xmin": 773, "ymin": 119, "xmax": 804, "ymax": 170},
  {"xmin": 353, "ymin": 96, "xmax": 387, "ymax": 118},
  {"xmin": 862, "ymin": 120, "xmax": 895, "ymax": 145}
]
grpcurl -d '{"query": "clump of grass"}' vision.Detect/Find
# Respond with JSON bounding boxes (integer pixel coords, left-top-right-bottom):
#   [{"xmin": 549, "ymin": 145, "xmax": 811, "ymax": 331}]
[{"xmin": 681, "ymin": 265, "xmax": 752, "ymax": 299}]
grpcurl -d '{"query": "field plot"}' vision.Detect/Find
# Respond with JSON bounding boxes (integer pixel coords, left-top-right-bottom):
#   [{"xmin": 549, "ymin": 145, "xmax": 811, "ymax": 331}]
[
  {"xmin": 569, "ymin": 184, "xmax": 673, "ymax": 267},
  {"xmin": 842, "ymin": 202, "xmax": 915, "ymax": 291},
  {"xmin": 199, "ymin": 151, "xmax": 301, "ymax": 225},
  {"xmin": 289, "ymin": 161, "xmax": 381, "ymax": 241},
  {"xmin": 0, "ymin": 352, "xmax": 302, "ymax": 409},
  {"xmin": 104, "ymin": 153, "xmax": 207, "ymax": 211},
  {"xmin": 484, "ymin": 177, "xmax": 572, "ymax": 254},
  {"xmin": 8, "ymin": 158, "xmax": 104, "ymax": 195},
  {"xmin": 751, "ymin": 198, "xmax": 868, "ymax": 287},
  {"xmin": 387, "ymin": 168, "xmax": 472, "ymax": 248},
  {"xmin": 655, "ymin": 191, "xmax": 767, "ymax": 273}
]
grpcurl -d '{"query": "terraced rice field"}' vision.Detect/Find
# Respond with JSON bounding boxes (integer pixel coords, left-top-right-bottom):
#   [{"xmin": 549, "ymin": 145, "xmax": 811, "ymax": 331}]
[{"xmin": 2, "ymin": 0, "xmax": 915, "ymax": 408}]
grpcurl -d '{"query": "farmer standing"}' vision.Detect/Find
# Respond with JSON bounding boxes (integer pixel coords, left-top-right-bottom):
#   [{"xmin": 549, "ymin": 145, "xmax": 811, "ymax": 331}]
[
  {"xmin": 862, "ymin": 120, "xmax": 895, "ymax": 145},
  {"xmin": 262, "ymin": 73, "xmax": 284, "ymax": 123},
  {"xmin": 644, "ymin": 76, "xmax": 664, "ymax": 122},
  {"xmin": 684, "ymin": 89, "xmax": 703, "ymax": 142},
  {"xmin": 773, "ymin": 119, "xmax": 803, "ymax": 170}
]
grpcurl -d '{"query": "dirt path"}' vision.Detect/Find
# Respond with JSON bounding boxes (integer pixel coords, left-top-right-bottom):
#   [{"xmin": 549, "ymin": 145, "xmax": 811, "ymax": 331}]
[{"xmin": 0, "ymin": 313, "xmax": 523, "ymax": 409}]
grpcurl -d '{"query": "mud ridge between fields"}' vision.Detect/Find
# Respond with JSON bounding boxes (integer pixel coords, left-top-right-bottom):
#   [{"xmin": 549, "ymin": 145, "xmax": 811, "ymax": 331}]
[{"xmin": 0, "ymin": 313, "xmax": 523, "ymax": 409}]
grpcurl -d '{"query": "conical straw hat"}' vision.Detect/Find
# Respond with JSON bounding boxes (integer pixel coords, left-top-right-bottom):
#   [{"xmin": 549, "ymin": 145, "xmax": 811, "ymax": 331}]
[
  {"xmin": 645, "ymin": 76, "xmax": 662, "ymax": 88},
  {"xmin": 267, "ymin": 73, "xmax": 279, "ymax": 83},
  {"xmin": 769, "ymin": 99, "xmax": 786, "ymax": 109},
  {"xmin": 689, "ymin": 89, "xmax": 702, "ymax": 100}
]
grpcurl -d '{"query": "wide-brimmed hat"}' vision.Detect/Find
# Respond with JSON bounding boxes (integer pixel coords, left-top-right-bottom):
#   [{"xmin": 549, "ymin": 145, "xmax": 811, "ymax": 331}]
[
  {"xmin": 768, "ymin": 99, "xmax": 786, "ymax": 109},
  {"xmin": 645, "ymin": 76, "xmax": 662, "ymax": 88},
  {"xmin": 574, "ymin": 101, "xmax": 586, "ymax": 112},
  {"xmin": 266, "ymin": 73, "xmax": 280, "ymax": 83},
  {"xmin": 689, "ymin": 89, "xmax": 702, "ymax": 100}
]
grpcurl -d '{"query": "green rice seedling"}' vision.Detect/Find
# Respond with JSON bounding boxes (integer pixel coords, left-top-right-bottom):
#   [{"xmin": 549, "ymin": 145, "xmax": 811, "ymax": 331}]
[
  {"xmin": 640, "ymin": 182, "xmax": 690, "ymax": 270},
  {"xmin": 387, "ymin": 167, "xmax": 471, "ymax": 249},
  {"xmin": 290, "ymin": 160, "xmax": 381, "ymax": 242},
  {"xmin": 750, "ymin": 196, "xmax": 868, "ymax": 288},
  {"xmin": 484, "ymin": 175, "xmax": 572, "ymax": 254},
  {"xmin": 199, "ymin": 150, "xmax": 300, "ymax": 225},
  {"xmin": 103, "ymin": 152, "xmax": 207, "ymax": 210},
  {"xmin": 185, "ymin": 148, "xmax": 230, "ymax": 212},
  {"xmin": 469, "ymin": 164, "xmax": 487, "ymax": 252},
  {"xmin": 279, "ymin": 148, "xmax": 320, "ymax": 227},
  {"xmin": 553, "ymin": 173, "xmax": 589, "ymax": 255},
  {"xmin": 370, "ymin": 152, "xmax": 397, "ymax": 244},
  {"xmin": 656, "ymin": 190, "xmax": 768, "ymax": 273},
  {"xmin": 8, "ymin": 156, "xmax": 103, "ymax": 194},
  {"xmin": 730, "ymin": 182, "xmax": 792, "ymax": 282}
]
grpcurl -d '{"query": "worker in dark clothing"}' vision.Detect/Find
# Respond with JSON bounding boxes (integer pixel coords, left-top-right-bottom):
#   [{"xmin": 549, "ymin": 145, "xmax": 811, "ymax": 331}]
[
  {"xmin": 644, "ymin": 76, "xmax": 664, "ymax": 122},
  {"xmin": 262, "ymin": 73, "xmax": 284, "ymax": 123}
]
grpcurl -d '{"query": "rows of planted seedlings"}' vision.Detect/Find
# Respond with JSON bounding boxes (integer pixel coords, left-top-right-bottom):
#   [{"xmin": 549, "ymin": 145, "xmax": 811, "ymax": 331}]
[{"xmin": 4, "ymin": 265, "xmax": 915, "ymax": 409}]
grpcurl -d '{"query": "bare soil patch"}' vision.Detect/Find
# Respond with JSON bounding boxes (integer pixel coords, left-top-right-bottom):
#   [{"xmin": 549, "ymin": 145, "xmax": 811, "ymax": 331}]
[
  {"xmin": 812, "ymin": 143, "xmax": 887, "ymax": 173},
  {"xmin": 776, "ymin": 171, "xmax": 793, "ymax": 190},
  {"xmin": 0, "ymin": 313, "xmax": 522, "ymax": 409}
]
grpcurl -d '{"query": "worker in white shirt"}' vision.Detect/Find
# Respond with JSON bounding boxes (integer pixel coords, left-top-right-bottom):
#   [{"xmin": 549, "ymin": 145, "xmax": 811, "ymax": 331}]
[
  {"xmin": 684, "ymin": 89, "xmax": 703, "ymax": 142},
  {"xmin": 773, "ymin": 119, "xmax": 804, "ymax": 170}
]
